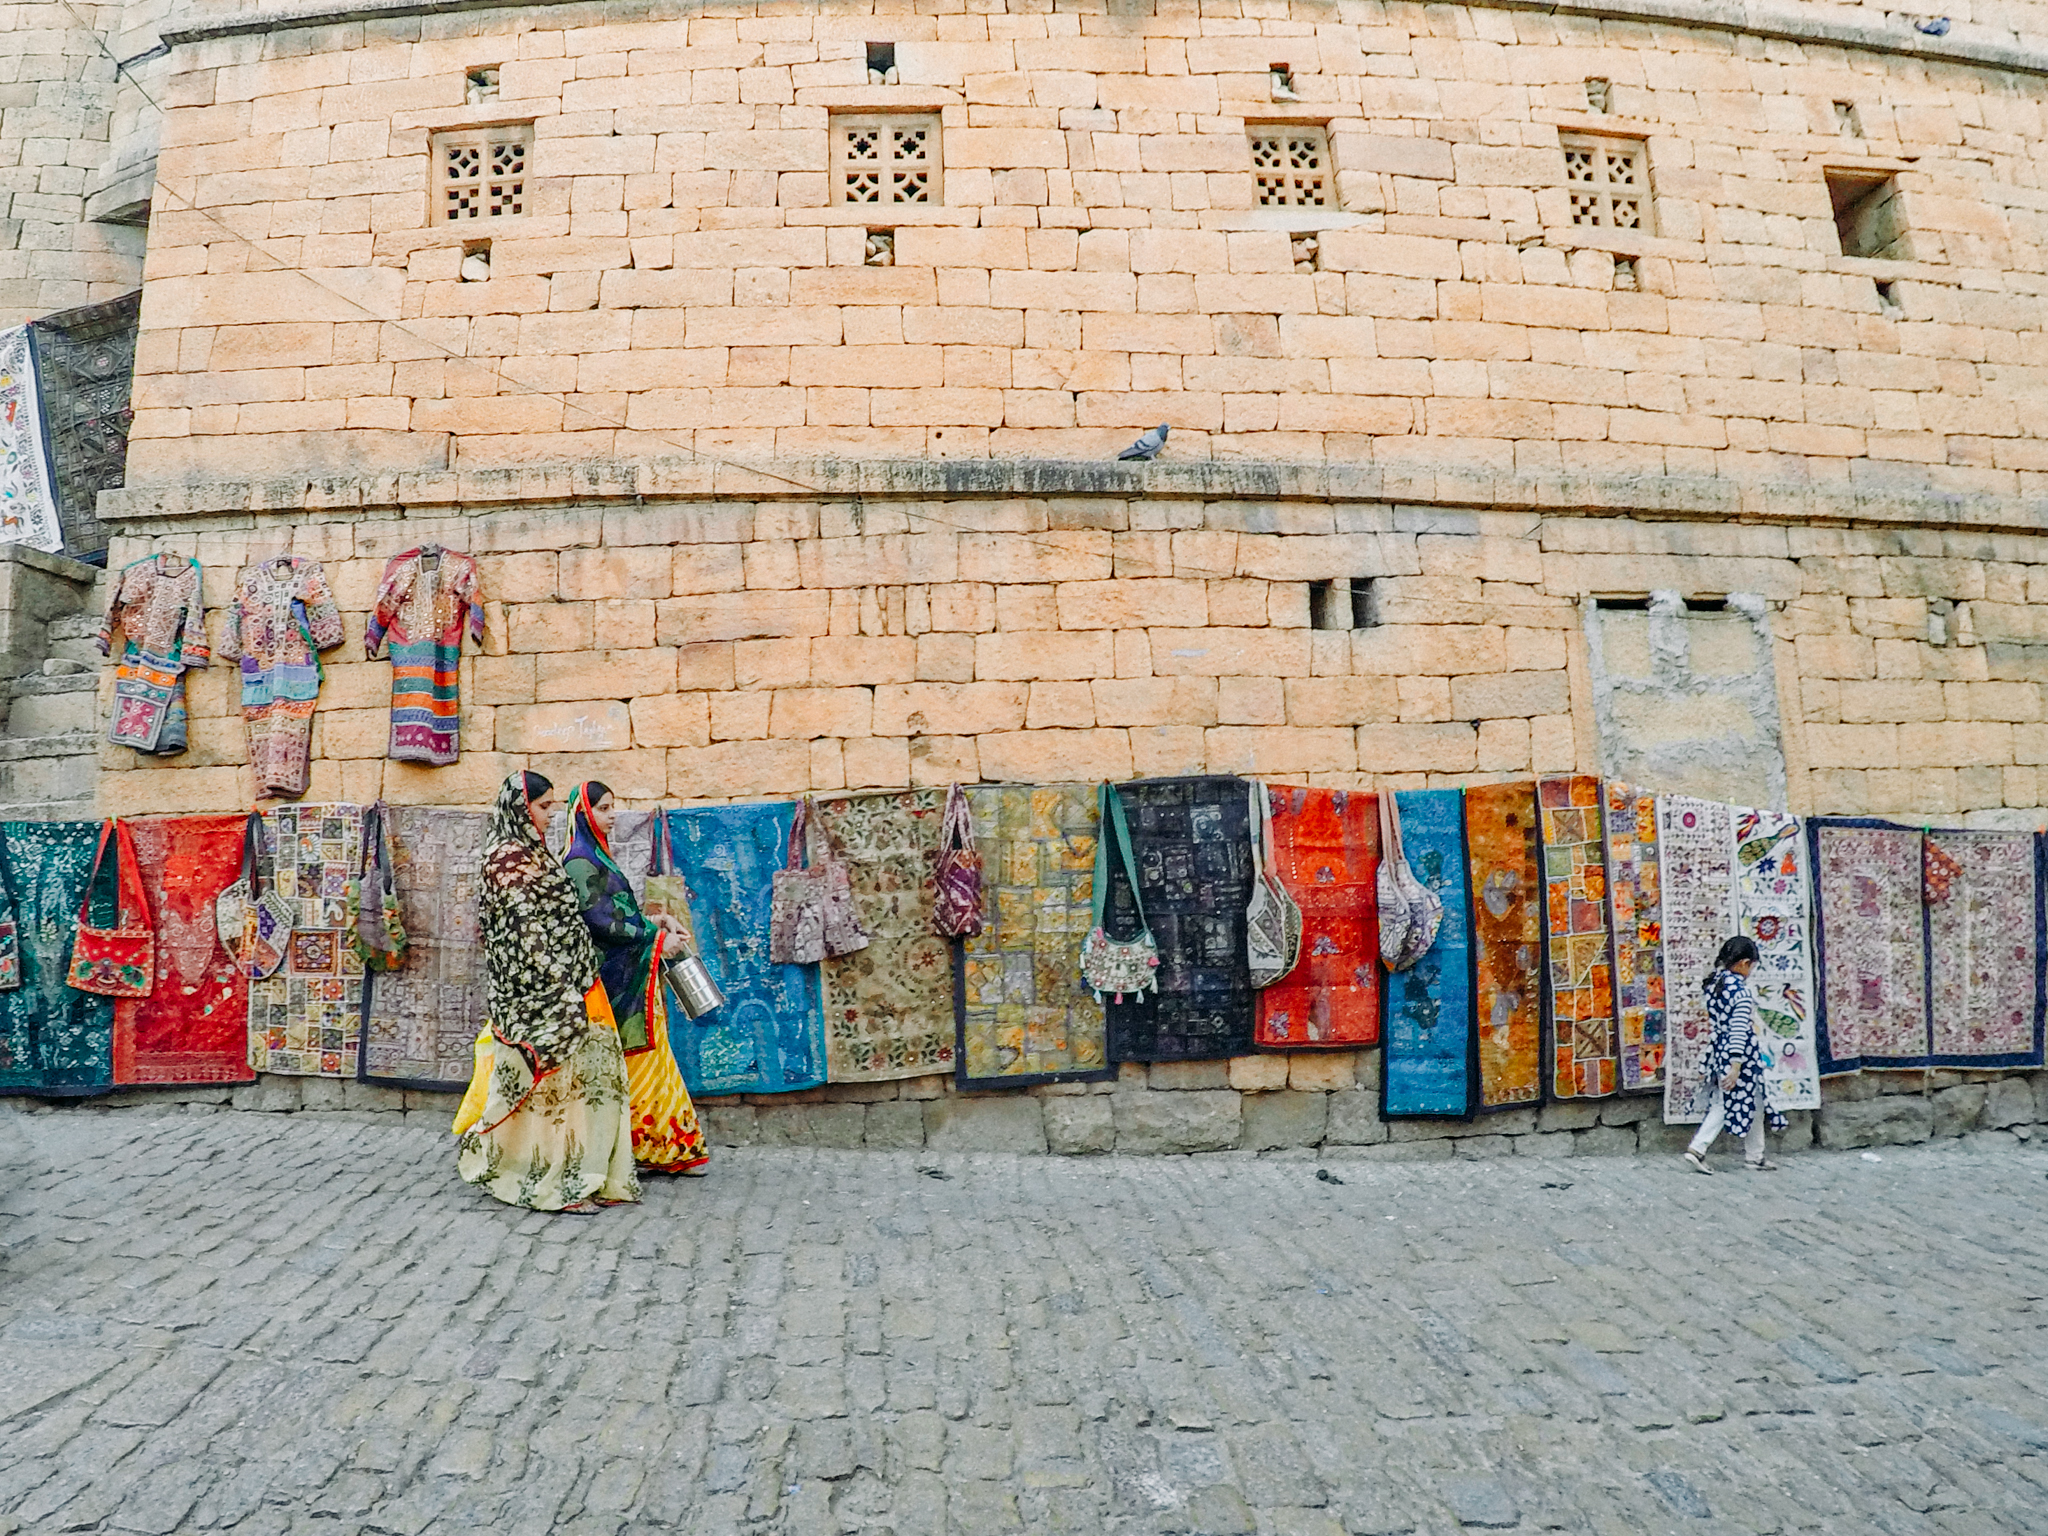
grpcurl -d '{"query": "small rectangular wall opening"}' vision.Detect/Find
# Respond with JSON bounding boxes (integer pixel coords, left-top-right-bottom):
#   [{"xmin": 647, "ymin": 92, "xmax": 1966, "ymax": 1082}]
[
  {"xmin": 866, "ymin": 41, "xmax": 897, "ymax": 82},
  {"xmin": 1834, "ymin": 100, "xmax": 1863, "ymax": 136},
  {"xmin": 1594, "ymin": 595, "xmax": 1651, "ymax": 611},
  {"xmin": 1683, "ymin": 596, "xmax": 1728, "ymax": 613},
  {"xmin": 1828, "ymin": 170, "xmax": 1912, "ymax": 260},
  {"xmin": 1309, "ymin": 578, "xmax": 1376, "ymax": 630}
]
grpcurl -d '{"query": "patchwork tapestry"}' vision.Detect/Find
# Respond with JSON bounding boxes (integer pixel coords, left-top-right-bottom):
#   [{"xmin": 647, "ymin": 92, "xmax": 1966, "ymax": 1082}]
[
  {"xmin": 1926, "ymin": 829, "xmax": 2044, "ymax": 1069},
  {"xmin": 1381, "ymin": 789, "xmax": 1474, "ymax": 1118},
  {"xmin": 359, "ymin": 807, "xmax": 488, "ymax": 1089},
  {"xmin": 114, "ymin": 814, "xmax": 254, "ymax": 1085},
  {"xmin": 1733, "ymin": 807, "xmax": 1822, "ymax": 1113},
  {"xmin": 28, "ymin": 290, "xmax": 139, "ymax": 555},
  {"xmin": 1603, "ymin": 780, "xmax": 1667, "ymax": 1093},
  {"xmin": 956, "ymin": 783, "xmax": 1111, "ymax": 1089},
  {"xmin": 0, "ymin": 821, "xmax": 110, "ymax": 1094},
  {"xmin": 1658, "ymin": 796, "xmax": 1738, "ymax": 1123},
  {"xmin": 1105, "ymin": 776, "xmax": 1256, "ymax": 1064},
  {"xmin": 248, "ymin": 803, "xmax": 366, "ymax": 1077},
  {"xmin": 1255, "ymin": 786, "xmax": 1380, "ymax": 1049},
  {"xmin": 664, "ymin": 802, "xmax": 827, "ymax": 1097},
  {"xmin": 0, "ymin": 327, "xmax": 64, "ymax": 554},
  {"xmin": 1540, "ymin": 775, "xmax": 1617, "ymax": 1099},
  {"xmin": 1809, "ymin": 819, "xmax": 1929, "ymax": 1074},
  {"xmin": 1464, "ymin": 781, "xmax": 1543, "ymax": 1110},
  {"xmin": 816, "ymin": 790, "xmax": 953, "ymax": 1082}
]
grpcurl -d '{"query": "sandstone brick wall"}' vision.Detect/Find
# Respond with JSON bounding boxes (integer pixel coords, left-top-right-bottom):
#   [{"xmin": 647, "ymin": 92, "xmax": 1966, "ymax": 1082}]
[
  {"xmin": 0, "ymin": 0, "xmax": 149, "ymax": 318},
  {"xmin": 86, "ymin": 475, "xmax": 2048, "ymax": 823},
  {"xmin": 126, "ymin": 0, "xmax": 2048, "ymax": 502}
]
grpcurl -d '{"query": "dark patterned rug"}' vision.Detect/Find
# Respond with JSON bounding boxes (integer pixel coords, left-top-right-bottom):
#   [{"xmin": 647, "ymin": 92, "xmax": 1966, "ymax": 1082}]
[{"xmin": 29, "ymin": 290, "xmax": 139, "ymax": 555}]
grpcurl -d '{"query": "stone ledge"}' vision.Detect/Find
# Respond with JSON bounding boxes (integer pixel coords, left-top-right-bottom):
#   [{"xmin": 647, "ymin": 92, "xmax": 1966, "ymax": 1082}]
[
  {"xmin": 100, "ymin": 454, "xmax": 2048, "ymax": 537},
  {"xmin": 10, "ymin": 1061, "xmax": 2040, "ymax": 1161},
  {"xmin": 158, "ymin": 0, "xmax": 2048, "ymax": 80}
]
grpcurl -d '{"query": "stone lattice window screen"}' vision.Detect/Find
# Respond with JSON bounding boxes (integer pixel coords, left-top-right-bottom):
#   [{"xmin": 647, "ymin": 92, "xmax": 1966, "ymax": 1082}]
[
  {"xmin": 1562, "ymin": 132, "xmax": 1652, "ymax": 232},
  {"xmin": 1249, "ymin": 126, "xmax": 1331, "ymax": 207},
  {"xmin": 434, "ymin": 125, "xmax": 533, "ymax": 223},
  {"xmin": 834, "ymin": 115, "xmax": 942, "ymax": 204}
]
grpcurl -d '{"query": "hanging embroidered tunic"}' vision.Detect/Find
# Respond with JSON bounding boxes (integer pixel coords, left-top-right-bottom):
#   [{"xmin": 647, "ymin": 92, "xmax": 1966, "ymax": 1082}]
[
  {"xmin": 365, "ymin": 546, "xmax": 484, "ymax": 766},
  {"xmin": 216, "ymin": 555, "xmax": 344, "ymax": 799},
  {"xmin": 97, "ymin": 552, "xmax": 209, "ymax": 755}
]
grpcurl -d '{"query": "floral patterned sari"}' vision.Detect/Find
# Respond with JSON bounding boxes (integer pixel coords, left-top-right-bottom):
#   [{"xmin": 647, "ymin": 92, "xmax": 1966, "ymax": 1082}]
[{"xmin": 455, "ymin": 775, "xmax": 638, "ymax": 1211}]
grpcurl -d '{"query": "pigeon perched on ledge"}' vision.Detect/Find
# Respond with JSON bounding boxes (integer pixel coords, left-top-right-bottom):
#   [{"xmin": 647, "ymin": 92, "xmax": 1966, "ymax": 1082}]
[{"xmin": 1117, "ymin": 424, "xmax": 1170, "ymax": 461}]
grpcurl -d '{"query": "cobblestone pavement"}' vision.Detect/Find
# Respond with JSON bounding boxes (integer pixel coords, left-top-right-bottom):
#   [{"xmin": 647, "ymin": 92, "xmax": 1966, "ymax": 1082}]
[{"xmin": 2, "ymin": 1109, "xmax": 2047, "ymax": 1536}]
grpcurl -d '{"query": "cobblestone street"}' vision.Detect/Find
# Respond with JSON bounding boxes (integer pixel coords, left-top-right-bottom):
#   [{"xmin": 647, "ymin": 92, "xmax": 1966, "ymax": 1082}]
[{"xmin": 1, "ymin": 1109, "xmax": 2046, "ymax": 1536}]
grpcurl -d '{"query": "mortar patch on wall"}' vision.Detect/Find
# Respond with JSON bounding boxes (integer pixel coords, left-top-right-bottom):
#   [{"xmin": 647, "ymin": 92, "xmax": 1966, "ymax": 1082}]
[{"xmin": 1584, "ymin": 590, "xmax": 1788, "ymax": 810}]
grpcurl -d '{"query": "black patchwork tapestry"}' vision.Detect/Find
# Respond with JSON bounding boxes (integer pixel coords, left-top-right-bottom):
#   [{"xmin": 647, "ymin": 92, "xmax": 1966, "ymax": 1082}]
[{"xmin": 30, "ymin": 289, "xmax": 140, "ymax": 555}]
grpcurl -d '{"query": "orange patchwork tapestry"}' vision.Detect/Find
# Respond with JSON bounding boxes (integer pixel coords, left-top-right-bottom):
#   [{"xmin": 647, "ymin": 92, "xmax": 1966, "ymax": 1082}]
[
  {"xmin": 1254, "ymin": 785, "xmax": 1380, "ymax": 1049},
  {"xmin": 1540, "ymin": 775, "xmax": 1618, "ymax": 1099},
  {"xmin": 1465, "ymin": 781, "xmax": 1543, "ymax": 1110}
]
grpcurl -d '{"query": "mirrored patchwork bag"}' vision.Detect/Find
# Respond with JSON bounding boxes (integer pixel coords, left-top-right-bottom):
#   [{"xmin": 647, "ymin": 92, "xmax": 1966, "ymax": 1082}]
[
  {"xmin": 1245, "ymin": 781, "xmax": 1304, "ymax": 989},
  {"xmin": 1079, "ymin": 781, "xmax": 1159, "ymax": 1004}
]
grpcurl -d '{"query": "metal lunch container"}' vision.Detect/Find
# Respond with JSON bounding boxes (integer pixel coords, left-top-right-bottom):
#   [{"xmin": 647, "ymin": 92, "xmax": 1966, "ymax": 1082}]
[{"xmin": 663, "ymin": 950, "xmax": 726, "ymax": 1020}]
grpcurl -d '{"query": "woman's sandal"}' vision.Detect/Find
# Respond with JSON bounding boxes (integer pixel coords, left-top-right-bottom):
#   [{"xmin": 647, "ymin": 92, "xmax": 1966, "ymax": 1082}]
[
  {"xmin": 557, "ymin": 1201, "xmax": 601, "ymax": 1215},
  {"xmin": 680, "ymin": 1164, "xmax": 710, "ymax": 1178}
]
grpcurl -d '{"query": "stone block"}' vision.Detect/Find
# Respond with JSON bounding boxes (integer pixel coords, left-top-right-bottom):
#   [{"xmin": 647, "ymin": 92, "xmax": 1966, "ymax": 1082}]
[
  {"xmin": 1287, "ymin": 1053, "xmax": 1358, "ymax": 1092},
  {"xmin": 1112, "ymin": 1089, "xmax": 1241, "ymax": 1154},
  {"xmin": 1932, "ymin": 1083, "xmax": 1988, "ymax": 1139},
  {"xmin": 922, "ymin": 1096, "xmax": 1048, "ymax": 1154},
  {"xmin": 1324, "ymin": 1140, "xmax": 1455, "ymax": 1162},
  {"xmin": 1044, "ymin": 1096, "xmax": 1115, "ymax": 1154},
  {"xmin": 1150, "ymin": 1060, "xmax": 1229, "ymax": 1091},
  {"xmin": 1239, "ymin": 1091, "xmax": 1328, "ymax": 1151},
  {"xmin": 1324, "ymin": 1090, "xmax": 1389, "ymax": 1145},
  {"xmin": 301, "ymin": 1079, "xmax": 347, "ymax": 1111},
  {"xmin": 1816, "ymin": 1096, "xmax": 1935, "ymax": 1149},
  {"xmin": 863, "ymin": 1101, "xmax": 926, "ymax": 1150},
  {"xmin": 1228, "ymin": 1055, "xmax": 1288, "ymax": 1092},
  {"xmin": 340, "ymin": 1081, "xmax": 409, "ymax": 1114},
  {"xmin": 231, "ymin": 1077, "xmax": 302, "ymax": 1113},
  {"xmin": 1537, "ymin": 1101, "xmax": 1600, "ymax": 1132},
  {"xmin": 1984, "ymin": 1077, "xmax": 2036, "ymax": 1129},
  {"xmin": 1452, "ymin": 1135, "xmax": 1515, "ymax": 1158},
  {"xmin": 1573, "ymin": 1125, "xmax": 1635, "ymax": 1156},
  {"xmin": 1512, "ymin": 1131, "xmax": 1574, "ymax": 1158},
  {"xmin": 700, "ymin": 1106, "xmax": 758, "ymax": 1146},
  {"xmin": 756, "ymin": 1104, "xmax": 868, "ymax": 1149},
  {"xmin": 1597, "ymin": 1097, "xmax": 1657, "ymax": 1126},
  {"xmin": 1635, "ymin": 1118, "xmax": 1697, "ymax": 1154}
]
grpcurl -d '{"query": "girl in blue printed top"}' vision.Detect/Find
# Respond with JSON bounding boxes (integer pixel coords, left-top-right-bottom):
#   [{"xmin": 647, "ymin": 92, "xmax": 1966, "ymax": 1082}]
[{"xmin": 1683, "ymin": 936, "xmax": 1785, "ymax": 1173}]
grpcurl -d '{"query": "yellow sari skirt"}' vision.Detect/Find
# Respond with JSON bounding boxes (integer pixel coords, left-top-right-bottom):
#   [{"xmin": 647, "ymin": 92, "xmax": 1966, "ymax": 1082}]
[
  {"xmin": 454, "ymin": 981, "xmax": 641, "ymax": 1211},
  {"xmin": 626, "ymin": 968, "xmax": 711, "ymax": 1173}
]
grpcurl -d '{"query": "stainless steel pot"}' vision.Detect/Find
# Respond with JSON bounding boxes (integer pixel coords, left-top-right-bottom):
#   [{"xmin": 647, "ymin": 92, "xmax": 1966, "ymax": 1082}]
[{"xmin": 663, "ymin": 952, "xmax": 726, "ymax": 1020}]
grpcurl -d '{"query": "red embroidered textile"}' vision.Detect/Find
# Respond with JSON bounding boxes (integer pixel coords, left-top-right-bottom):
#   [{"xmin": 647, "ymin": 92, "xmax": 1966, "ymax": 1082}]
[
  {"xmin": 1255, "ymin": 786, "xmax": 1381, "ymax": 1048},
  {"xmin": 113, "ymin": 813, "xmax": 255, "ymax": 1085}
]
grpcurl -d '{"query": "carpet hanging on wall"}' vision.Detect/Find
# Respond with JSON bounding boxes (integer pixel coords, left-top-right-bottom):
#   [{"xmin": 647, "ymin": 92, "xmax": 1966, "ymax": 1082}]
[
  {"xmin": 1105, "ymin": 775, "xmax": 1256, "ymax": 1064},
  {"xmin": 1808, "ymin": 818, "xmax": 1930, "ymax": 1075},
  {"xmin": 1602, "ymin": 779, "xmax": 1667, "ymax": 1093},
  {"xmin": 817, "ymin": 789, "xmax": 954, "ymax": 1083},
  {"xmin": 114, "ymin": 813, "xmax": 254, "ymax": 1086},
  {"xmin": 248, "ymin": 803, "xmax": 365, "ymax": 1078},
  {"xmin": 1254, "ymin": 785, "xmax": 1380, "ymax": 1049},
  {"xmin": 956, "ymin": 782, "xmax": 1111, "ymax": 1090},
  {"xmin": 665, "ymin": 801, "xmax": 827, "ymax": 1097},
  {"xmin": 1539, "ymin": 774, "xmax": 1617, "ymax": 1099},
  {"xmin": 1926, "ymin": 828, "xmax": 2045, "ymax": 1070},
  {"xmin": 359, "ymin": 807, "xmax": 489, "ymax": 1090},
  {"xmin": 0, "ymin": 820, "xmax": 111, "ymax": 1095},
  {"xmin": 1381, "ymin": 788, "xmax": 1474, "ymax": 1118},
  {"xmin": 1465, "ymin": 781, "xmax": 1543, "ymax": 1111},
  {"xmin": 1657, "ymin": 796, "xmax": 1738, "ymax": 1124},
  {"xmin": 1733, "ymin": 806, "xmax": 1821, "ymax": 1113}
]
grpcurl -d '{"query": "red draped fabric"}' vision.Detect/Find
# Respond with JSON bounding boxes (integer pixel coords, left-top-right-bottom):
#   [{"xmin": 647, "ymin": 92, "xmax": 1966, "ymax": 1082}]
[
  {"xmin": 1254, "ymin": 786, "xmax": 1381, "ymax": 1049},
  {"xmin": 113, "ymin": 813, "xmax": 255, "ymax": 1085}
]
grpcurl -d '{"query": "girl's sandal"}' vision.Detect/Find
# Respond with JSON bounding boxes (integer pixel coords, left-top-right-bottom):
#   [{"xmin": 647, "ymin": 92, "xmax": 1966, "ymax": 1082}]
[
  {"xmin": 1682, "ymin": 1150, "xmax": 1712, "ymax": 1175},
  {"xmin": 1746, "ymin": 1158, "xmax": 1779, "ymax": 1172}
]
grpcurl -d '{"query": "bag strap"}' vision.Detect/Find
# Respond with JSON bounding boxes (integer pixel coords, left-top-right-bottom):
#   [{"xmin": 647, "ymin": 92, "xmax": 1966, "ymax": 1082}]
[
  {"xmin": 114, "ymin": 820, "xmax": 147, "ymax": 931},
  {"xmin": 650, "ymin": 810, "xmax": 673, "ymax": 877},
  {"xmin": 1384, "ymin": 787, "xmax": 1405, "ymax": 868},
  {"xmin": 77, "ymin": 820, "xmax": 117, "ymax": 926},
  {"xmin": 1093, "ymin": 782, "xmax": 1148, "ymax": 934},
  {"xmin": 242, "ymin": 811, "xmax": 266, "ymax": 899},
  {"xmin": 785, "ymin": 799, "xmax": 809, "ymax": 872},
  {"xmin": 1247, "ymin": 781, "xmax": 1266, "ymax": 885},
  {"xmin": 942, "ymin": 783, "xmax": 975, "ymax": 857}
]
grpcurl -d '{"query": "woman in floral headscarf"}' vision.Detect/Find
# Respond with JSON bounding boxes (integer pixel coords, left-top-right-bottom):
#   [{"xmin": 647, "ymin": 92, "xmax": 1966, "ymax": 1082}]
[
  {"xmin": 455, "ymin": 771, "xmax": 639, "ymax": 1213},
  {"xmin": 562, "ymin": 781, "xmax": 710, "ymax": 1176}
]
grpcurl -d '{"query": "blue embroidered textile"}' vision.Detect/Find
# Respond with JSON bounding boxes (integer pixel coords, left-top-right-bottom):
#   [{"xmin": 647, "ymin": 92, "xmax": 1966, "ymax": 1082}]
[
  {"xmin": 0, "ymin": 820, "xmax": 111, "ymax": 1095},
  {"xmin": 1380, "ymin": 789, "xmax": 1474, "ymax": 1117}
]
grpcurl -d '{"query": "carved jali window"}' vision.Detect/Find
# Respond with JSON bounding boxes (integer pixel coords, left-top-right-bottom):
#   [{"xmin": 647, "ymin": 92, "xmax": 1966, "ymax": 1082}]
[
  {"xmin": 834, "ymin": 115, "xmax": 941, "ymax": 204},
  {"xmin": 434, "ymin": 125, "xmax": 533, "ymax": 223},
  {"xmin": 1249, "ymin": 126, "xmax": 1331, "ymax": 207},
  {"xmin": 1562, "ymin": 133, "xmax": 1651, "ymax": 232}
]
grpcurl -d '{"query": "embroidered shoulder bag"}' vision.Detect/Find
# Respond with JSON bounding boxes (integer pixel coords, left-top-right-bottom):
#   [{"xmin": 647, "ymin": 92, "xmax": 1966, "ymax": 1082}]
[
  {"xmin": 1245, "ymin": 781, "xmax": 1303, "ymax": 989},
  {"xmin": 931, "ymin": 783, "xmax": 985, "ymax": 938},
  {"xmin": 66, "ymin": 818, "xmax": 156, "ymax": 998},
  {"xmin": 347, "ymin": 802, "xmax": 408, "ymax": 972},
  {"xmin": 768, "ymin": 799, "xmax": 871, "ymax": 965},
  {"xmin": 214, "ymin": 812, "xmax": 291, "ymax": 980},
  {"xmin": 1377, "ymin": 790, "xmax": 1441, "ymax": 972},
  {"xmin": 1080, "ymin": 781, "xmax": 1159, "ymax": 1003}
]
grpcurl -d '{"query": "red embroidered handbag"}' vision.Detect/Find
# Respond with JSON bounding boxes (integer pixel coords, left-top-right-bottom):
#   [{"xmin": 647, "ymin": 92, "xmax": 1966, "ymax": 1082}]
[
  {"xmin": 931, "ymin": 783, "xmax": 984, "ymax": 938},
  {"xmin": 66, "ymin": 818, "xmax": 156, "ymax": 998}
]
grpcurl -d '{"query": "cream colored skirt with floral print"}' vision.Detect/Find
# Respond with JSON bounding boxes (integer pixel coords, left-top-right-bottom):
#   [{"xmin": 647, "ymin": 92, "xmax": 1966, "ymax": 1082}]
[{"xmin": 456, "ymin": 982, "xmax": 641, "ymax": 1211}]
